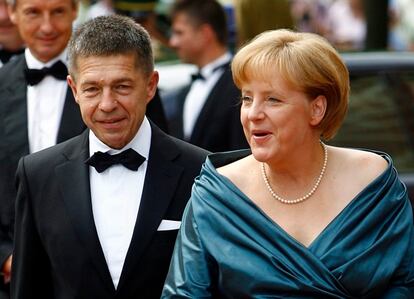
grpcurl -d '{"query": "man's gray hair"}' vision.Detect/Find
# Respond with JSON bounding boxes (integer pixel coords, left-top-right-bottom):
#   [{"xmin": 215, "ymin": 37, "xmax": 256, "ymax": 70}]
[
  {"xmin": 68, "ymin": 14, "xmax": 154, "ymax": 80},
  {"xmin": 6, "ymin": 0, "xmax": 78, "ymax": 6}
]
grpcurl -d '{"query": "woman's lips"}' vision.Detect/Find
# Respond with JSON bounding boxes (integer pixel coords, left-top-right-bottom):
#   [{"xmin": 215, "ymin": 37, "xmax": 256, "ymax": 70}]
[
  {"xmin": 252, "ymin": 129, "xmax": 271, "ymax": 137},
  {"xmin": 251, "ymin": 130, "xmax": 272, "ymax": 142}
]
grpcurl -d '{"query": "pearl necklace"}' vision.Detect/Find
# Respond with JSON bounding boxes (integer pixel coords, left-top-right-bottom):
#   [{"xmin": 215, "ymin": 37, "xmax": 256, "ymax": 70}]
[{"xmin": 261, "ymin": 142, "xmax": 328, "ymax": 204}]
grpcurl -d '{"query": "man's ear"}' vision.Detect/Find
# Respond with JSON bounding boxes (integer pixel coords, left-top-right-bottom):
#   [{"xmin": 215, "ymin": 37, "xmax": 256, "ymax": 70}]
[
  {"xmin": 309, "ymin": 95, "xmax": 327, "ymax": 126},
  {"xmin": 146, "ymin": 71, "xmax": 159, "ymax": 104},
  {"xmin": 67, "ymin": 75, "xmax": 79, "ymax": 104},
  {"xmin": 7, "ymin": 5, "xmax": 17, "ymax": 25},
  {"xmin": 200, "ymin": 23, "xmax": 214, "ymax": 43}
]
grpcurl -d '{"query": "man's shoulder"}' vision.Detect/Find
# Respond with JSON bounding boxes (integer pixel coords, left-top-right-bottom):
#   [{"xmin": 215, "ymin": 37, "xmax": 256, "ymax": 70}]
[
  {"xmin": 0, "ymin": 54, "xmax": 25, "ymax": 78},
  {"xmin": 167, "ymin": 133, "xmax": 210, "ymax": 158},
  {"xmin": 0, "ymin": 54, "xmax": 25, "ymax": 89},
  {"xmin": 212, "ymin": 68, "xmax": 239, "ymax": 97},
  {"xmin": 22, "ymin": 132, "xmax": 87, "ymax": 168}
]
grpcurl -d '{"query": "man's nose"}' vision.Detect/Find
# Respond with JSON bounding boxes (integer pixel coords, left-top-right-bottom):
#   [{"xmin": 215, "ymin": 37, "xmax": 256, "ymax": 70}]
[
  {"xmin": 98, "ymin": 89, "xmax": 118, "ymax": 112},
  {"xmin": 39, "ymin": 14, "xmax": 54, "ymax": 34}
]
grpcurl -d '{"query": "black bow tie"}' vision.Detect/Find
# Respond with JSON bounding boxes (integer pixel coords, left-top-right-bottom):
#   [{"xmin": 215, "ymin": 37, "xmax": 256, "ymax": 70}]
[
  {"xmin": 0, "ymin": 48, "xmax": 24, "ymax": 64},
  {"xmin": 85, "ymin": 148, "xmax": 145, "ymax": 173},
  {"xmin": 190, "ymin": 62, "xmax": 229, "ymax": 82},
  {"xmin": 24, "ymin": 60, "xmax": 68, "ymax": 86},
  {"xmin": 191, "ymin": 72, "xmax": 205, "ymax": 82}
]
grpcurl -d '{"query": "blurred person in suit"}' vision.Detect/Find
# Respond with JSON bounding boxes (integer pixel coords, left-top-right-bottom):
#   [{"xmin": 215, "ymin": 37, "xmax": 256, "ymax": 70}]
[
  {"xmin": 0, "ymin": 1, "xmax": 84, "ymax": 298},
  {"xmin": 167, "ymin": 0, "xmax": 248, "ymax": 152},
  {"xmin": 0, "ymin": 0, "xmax": 23, "ymax": 68},
  {"xmin": 11, "ymin": 14, "xmax": 208, "ymax": 298}
]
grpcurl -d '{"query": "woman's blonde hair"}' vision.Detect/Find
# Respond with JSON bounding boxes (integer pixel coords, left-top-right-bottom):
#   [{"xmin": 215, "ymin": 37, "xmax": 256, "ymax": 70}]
[{"xmin": 232, "ymin": 29, "xmax": 349, "ymax": 140}]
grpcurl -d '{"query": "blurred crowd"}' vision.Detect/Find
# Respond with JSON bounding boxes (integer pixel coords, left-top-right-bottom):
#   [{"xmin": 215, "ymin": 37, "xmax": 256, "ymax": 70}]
[{"xmin": 72, "ymin": 0, "xmax": 414, "ymax": 57}]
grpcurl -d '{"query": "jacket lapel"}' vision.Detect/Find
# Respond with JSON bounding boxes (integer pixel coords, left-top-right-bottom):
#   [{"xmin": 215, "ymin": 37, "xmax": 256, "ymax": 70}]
[
  {"xmin": 169, "ymin": 85, "xmax": 191, "ymax": 140},
  {"xmin": 117, "ymin": 123, "xmax": 184, "ymax": 290},
  {"xmin": 2, "ymin": 56, "xmax": 30, "ymax": 158},
  {"xmin": 190, "ymin": 67, "xmax": 233, "ymax": 144},
  {"xmin": 57, "ymin": 87, "xmax": 85, "ymax": 143},
  {"xmin": 55, "ymin": 131, "xmax": 115, "ymax": 294}
]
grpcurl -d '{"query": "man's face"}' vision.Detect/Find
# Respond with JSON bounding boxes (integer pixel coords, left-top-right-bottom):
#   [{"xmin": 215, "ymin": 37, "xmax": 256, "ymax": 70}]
[
  {"xmin": 8, "ymin": 0, "xmax": 77, "ymax": 62},
  {"xmin": 169, "ymin": 12, "xmax": 206, "ymax": 65},
  {"xmin": 68, "ymin": 53, "xmax": 159, "ymax": 149},
  {"xmin": 0, "ymin": 0, "xmax": 22, "ymax": 49}
]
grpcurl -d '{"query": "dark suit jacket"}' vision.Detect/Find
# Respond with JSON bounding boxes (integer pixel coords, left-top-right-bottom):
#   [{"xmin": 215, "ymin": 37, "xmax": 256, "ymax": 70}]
[
  {"xmin": 167, "ymin": 65, "xmax": 249, "ymax": 152},
  {"xmin": 0, "ymin": 54, "xmax": 86, "ymax": 270},
  {"xmin": 11, "ymin": 123, "xmax": 209, "ymax": 299}
]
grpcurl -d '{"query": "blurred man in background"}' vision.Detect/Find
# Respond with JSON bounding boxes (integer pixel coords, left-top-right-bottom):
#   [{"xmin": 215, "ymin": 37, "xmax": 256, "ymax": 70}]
[
  {"xmin": 167, "ymin": 0, "xmax": 248, "ymax": 152},
  {"xmin": 0, "ymin": 2, "xmax": 84, "ymax": 298}
]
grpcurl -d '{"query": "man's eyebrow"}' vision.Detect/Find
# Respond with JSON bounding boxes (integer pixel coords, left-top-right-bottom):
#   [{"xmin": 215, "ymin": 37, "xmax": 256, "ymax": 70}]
[
  {"xmin": 79, "ymin": 77, "xmax": 134, "ymax": 86},
  {"xmin": 112, "ymin": 78, "xmax": 134, "ymax": 84}
]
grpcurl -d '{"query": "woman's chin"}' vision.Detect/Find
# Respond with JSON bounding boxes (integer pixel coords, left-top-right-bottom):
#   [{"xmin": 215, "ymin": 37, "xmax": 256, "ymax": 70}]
[{"xmin": 250, "ymin": 148, "xmax": 272, "ymax": 163}]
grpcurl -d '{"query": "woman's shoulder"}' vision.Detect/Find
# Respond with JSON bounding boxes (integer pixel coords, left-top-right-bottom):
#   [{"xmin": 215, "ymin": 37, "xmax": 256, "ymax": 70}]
[
  {"xmin": 330, "ymin": 146, "xmax": 389, "ymax": 185},
  {"xmin": 217, "ymin": 154, "xmax": 256, "ymax": 186}
]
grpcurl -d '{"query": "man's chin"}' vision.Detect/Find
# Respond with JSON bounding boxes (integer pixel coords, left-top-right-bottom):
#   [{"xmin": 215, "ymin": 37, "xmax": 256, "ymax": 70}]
[{"xmin": 100, "ymin": 134, "xmax": 129, "ymax": 150}]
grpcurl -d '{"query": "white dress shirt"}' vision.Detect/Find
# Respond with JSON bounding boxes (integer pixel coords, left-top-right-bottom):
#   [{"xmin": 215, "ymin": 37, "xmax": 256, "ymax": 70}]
[
  {"xmin": 183, "ymin": 52, "xmax": 232, "ymax": 140},
  {"xmin": 89, "ymin": 117, "xmax": 151, "ymax": 289},
  {"xmin": 25, "ymin": 48, "xmax": 68, "ymax": 153}
]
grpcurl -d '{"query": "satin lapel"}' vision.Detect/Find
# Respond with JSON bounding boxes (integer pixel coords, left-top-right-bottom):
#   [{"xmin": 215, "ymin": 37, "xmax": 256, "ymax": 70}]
[
  {"xmin": 55, "ymin": 131, "xmax": 115, "ymax": 293},
  {"xmin": 2, "ymin": 56, "xmax": 30, "ymax": 157},
  {"xmin": 57, "ymin": 87, "xmax": 85, "ymax": 143},
  {"xmin": 117, "ymin": 124, "xmax": 183, "ymax": 290}
]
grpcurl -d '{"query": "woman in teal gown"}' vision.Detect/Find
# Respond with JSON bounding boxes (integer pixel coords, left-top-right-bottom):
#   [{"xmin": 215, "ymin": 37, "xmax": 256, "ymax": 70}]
[{"xmin": 162, "ymin": 29, "xmax": 414, "ymax": 298}]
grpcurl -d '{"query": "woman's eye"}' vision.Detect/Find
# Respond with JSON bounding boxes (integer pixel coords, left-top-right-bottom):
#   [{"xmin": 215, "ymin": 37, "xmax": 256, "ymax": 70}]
[
  {"xmin": 267, "ymin": 97, "xmax": 280, "ymax": 103},
  {"xmin": 241, "ymin": 96, "xmax": 253, "ymax": 103}
]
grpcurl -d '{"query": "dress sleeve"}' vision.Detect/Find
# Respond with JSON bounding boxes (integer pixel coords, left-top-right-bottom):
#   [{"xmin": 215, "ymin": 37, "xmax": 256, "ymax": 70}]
[
  {"xmin": 382, "ymin": 225, "xmax": 414, "ymax": 298},
  {"xmin": 161, "ymin": 199, "xmax": 216, "ymax": 298}
]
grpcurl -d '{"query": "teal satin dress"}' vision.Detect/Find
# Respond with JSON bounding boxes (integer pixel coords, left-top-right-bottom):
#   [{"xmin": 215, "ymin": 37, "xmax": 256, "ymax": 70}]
[{"xmin": 162, "ymin": 150, "xmax": 414, "ymax": 298}]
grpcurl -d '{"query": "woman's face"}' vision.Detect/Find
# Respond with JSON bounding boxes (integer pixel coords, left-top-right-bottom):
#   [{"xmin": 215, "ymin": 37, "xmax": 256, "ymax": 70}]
[{"xmin": 240, "ymin": 72, "xmax": 322, "ymax": 164}]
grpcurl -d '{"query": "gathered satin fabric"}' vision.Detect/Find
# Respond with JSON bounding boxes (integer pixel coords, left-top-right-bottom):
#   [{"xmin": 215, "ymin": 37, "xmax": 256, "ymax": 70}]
[{"xmin": 162, "ymin": 150, "xmax": 414, "ymax": 298}]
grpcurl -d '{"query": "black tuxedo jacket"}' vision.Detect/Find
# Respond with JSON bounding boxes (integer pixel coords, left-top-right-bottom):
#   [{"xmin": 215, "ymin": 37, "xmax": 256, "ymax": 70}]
[
  {"xmin": 11, "ymin": 124, "xmax": 209, "ymax": 299},
  {"xmin": 167, "ymin": 66, "xmax": 248, "ymax": 152},
  {"xmin": 0, "ymin": 54, "xmax": 86, "ymax": 268}
]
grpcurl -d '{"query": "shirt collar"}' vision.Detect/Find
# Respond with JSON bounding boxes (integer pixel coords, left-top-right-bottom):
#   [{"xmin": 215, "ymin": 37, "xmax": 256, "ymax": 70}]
[
  {"xmin": 199, "ymin": 52, "xmax": 232, "ymax": 78},
  {"xmin": 89, "ymin": 116, "xmax": 152, "ymax": 160},
  {"xmin": 25, "ymin": 48, "xmax": 68, "ymax": 69}
]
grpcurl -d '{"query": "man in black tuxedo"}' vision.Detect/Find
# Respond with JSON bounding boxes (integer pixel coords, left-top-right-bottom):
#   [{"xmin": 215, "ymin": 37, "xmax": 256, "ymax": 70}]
[
  {"xmin": 167, "ymin": 0, "xmax": 248, "ymax": 152},
  {"xmin": 11, "ymin": 14, "xmax": 208, "ymax": 299}
]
